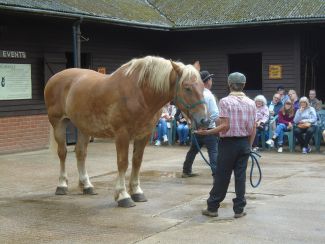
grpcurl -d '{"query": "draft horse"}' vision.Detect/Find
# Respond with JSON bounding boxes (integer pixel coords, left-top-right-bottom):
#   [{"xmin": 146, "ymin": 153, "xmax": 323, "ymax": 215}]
[{"xmin": 44, "ymin": 56, "xmax": 209, "ymax": 207}]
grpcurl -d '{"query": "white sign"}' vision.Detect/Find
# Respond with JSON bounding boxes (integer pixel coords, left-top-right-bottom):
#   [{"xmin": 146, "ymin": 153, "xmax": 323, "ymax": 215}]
[{"xmin": 0, "ymin": 63, "xmax": 32, "ymax": 100}]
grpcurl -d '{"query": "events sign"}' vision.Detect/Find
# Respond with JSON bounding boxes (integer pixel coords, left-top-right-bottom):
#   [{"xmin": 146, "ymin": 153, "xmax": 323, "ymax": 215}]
[
  {"xmin": 0, "ymin": 50, "xmax": 27, "ymax": 59},
  {"xmin": 0, "ymin": 63, "xmax": 32, "ymax": 100}
]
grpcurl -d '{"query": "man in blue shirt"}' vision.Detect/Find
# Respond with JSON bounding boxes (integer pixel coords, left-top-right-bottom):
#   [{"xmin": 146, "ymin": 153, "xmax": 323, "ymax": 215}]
[
  {"xmin": 267, "ymin": 93, "xmax": 283, "ymax": 119},
  {"xmin": 182, "ymin": 71, "xmax": 219, "ymax": 177}
]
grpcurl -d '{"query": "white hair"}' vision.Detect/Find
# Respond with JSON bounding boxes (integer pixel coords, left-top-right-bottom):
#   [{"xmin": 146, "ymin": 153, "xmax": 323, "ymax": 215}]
[
  {"xmin": 299, "ymin": 96, "xmax": 310, "ymax": 107},
  {"xmin": 254, "ymin": 95, "xmax": 267, "ymax": 105}
]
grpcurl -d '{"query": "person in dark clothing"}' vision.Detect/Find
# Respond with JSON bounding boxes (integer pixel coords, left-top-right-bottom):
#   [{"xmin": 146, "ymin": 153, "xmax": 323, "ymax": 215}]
[
  {"xmin": 182, "ymin": 70, "xmax": 219, "ymax": 177},
  {"xmin": 308, "ymin": 89, "xmax": 322, "ymax": 112}
]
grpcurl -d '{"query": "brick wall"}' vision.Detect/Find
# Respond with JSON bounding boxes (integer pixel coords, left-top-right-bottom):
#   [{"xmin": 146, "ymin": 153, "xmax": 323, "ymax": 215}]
[{"xmin": 0, "ymin": 115, "xmax": 50, "ymax": 154}]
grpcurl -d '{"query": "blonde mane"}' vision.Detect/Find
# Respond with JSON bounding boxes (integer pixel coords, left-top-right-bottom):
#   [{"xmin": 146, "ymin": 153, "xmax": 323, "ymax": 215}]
[{"xmin": 124, "ymin": 56, "xmax": 200, "ymax": 93}]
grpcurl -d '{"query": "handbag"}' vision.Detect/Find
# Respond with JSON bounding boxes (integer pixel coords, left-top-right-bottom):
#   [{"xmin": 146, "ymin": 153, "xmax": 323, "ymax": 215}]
[{"xmin": 297, "ymin": 122, "xmax": 311, "ymax": 129}]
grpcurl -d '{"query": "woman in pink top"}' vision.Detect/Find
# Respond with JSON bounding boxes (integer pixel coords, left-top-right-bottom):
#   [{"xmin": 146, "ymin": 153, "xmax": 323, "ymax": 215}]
[
  {"xmin": 266, "ymin": 100, "xmax": 295, "ymax": 152},
  {"xmin": 252, "ymin": 95, "xmax": 269, "ymax": 151}
]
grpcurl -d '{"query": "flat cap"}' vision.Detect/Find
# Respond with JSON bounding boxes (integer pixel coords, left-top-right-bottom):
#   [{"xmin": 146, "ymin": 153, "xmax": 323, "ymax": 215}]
[{"xmin": 228, "ymin": 72, "xmax": 246, "ymax": 84}]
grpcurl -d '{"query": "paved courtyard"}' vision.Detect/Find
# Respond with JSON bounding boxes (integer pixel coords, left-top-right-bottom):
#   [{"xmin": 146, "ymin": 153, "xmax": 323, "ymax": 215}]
[{"xmin": 0, "ymin": 141, "xmax": 324, "ymax": 243}]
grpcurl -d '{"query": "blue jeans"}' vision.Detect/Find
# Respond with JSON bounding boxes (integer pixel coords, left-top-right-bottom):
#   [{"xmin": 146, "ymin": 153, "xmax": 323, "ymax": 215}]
[
  {"xmin": 183, "ymin": 134, "xmax": 218, "ymax": 175},
  {"xmin": 157, "ymin": 118, "xmax": 167, "ymax": 141},
  {"xmin": 274, "ymin": 123, "xmax": 289, "ymax": 146},
  {"xmin": 177, "ymin": 124, "xmax": 189, "ymax": 144}
]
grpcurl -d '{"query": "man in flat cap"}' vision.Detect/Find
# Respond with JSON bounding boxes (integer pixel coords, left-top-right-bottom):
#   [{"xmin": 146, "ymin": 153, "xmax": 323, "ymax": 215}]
[
  {"xmin": 196, "ymin": 72, "xmax": 256, "ymax": 218},
  {"xmin": 182, "ymin": 70, "xmax": 219, "ymax": 177}
]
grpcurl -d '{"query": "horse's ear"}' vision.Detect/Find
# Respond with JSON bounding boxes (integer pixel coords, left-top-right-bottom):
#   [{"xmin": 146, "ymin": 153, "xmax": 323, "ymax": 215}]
[
  {"xmin": 193, "ymin": 61, "xmax": 201, "ymax": 71},
  {"xmin": 170, "ymin": 60, "xmax": 183, "ymax": 77}
]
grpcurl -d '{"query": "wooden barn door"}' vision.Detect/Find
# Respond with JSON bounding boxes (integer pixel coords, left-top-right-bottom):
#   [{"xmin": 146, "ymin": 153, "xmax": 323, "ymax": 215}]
[{"xmin": 44, "ymin": 53, "xmax": 67, "ymax": 83}]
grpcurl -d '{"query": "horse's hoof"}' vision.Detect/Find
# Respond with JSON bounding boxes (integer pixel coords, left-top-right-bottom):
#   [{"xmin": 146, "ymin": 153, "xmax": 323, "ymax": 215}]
[
  {"xmin": 118, "ymin": 198, "xmax": 136, "ymax": 208},
  {"xmin": 55, "ymin": 186, "xmax": 68, "ymax": 195},
  {"xmin": 83, "ymin": 187, "xmax": 97, "ymax": 195},
  {"xmin": 131, "ymin": 193, "xmax": 148, "ymax": 202}
]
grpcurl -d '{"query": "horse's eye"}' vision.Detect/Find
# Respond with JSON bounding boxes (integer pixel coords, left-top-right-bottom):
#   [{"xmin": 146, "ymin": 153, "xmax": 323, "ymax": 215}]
[{"xmin": 185, "ymin": 87, "xmax": 192, "ymax": 93}]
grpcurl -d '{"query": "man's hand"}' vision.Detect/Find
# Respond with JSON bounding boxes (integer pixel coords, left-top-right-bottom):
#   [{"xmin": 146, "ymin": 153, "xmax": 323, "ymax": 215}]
[
  {"xmin": 194, "ymin": 129, "xmax": 209, "ymax": 136},
  {"xmin": 195, "ymin": 117, "xmax": 229, "ymax": 136}
]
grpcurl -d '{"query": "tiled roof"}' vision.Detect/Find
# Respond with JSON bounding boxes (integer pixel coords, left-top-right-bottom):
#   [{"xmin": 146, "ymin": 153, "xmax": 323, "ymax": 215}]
[
  {"xmin": 0, "ymin": 0, "xmax": 172, "ymax": 28},
  {"xmin": 0, "ymin": 0, "xmax": 324, "ymax": 29},
  {"xmin": 150, "ymin": 0, "xmax": 325, "ymax": 28}
]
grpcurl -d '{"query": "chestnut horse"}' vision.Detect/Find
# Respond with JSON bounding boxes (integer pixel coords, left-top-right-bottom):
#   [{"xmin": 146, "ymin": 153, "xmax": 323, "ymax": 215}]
[{"xmin": 44, "ymin": 56, "xmax": 209, "ymax": 207}]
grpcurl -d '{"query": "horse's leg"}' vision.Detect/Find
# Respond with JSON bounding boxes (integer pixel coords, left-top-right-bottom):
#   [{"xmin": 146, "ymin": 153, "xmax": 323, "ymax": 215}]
[
  {"xmin": 114, "ymin": 132, "xmax": 135, "ymax": 208},
  {"xmin": 129, "ymin": 136, "xmax": 150, "ymax": 202},
  {"xmin": 53, "ymin": 120, "xmax": 69, "ymax": 195},
  {"xmin": 75, "ymin": 130, "xmax": 96, "ymax": 195}
]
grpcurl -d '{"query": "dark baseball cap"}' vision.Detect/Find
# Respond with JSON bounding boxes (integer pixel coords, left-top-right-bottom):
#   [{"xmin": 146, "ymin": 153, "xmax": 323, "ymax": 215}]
[
  {"xmin": 200, "ymin": 71, "xmax": 214, "ymax": 83},
  {"xmin": 277, "ymin": 85, "xmax": 285, "ymax": 91}
]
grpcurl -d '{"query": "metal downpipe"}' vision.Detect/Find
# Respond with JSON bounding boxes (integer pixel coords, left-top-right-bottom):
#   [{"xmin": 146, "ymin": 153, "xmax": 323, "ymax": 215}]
[{"xmin": 72, "ymin": 19, "xmax": 82, "ymax": 68}]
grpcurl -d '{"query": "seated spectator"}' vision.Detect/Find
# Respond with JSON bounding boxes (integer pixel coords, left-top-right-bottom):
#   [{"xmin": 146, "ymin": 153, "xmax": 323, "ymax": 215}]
[
  {"xmin": 175, "ymin": 109, "xmax": 190, "ymax": 145},
  {"xmin": 155, "ymin": 102, "xmax": 176, "ymax": 146},
  {"xmin": 288, "ymin": 89, "xmax": 299, "ymax": 111},
  {"xmin": 266, "ymin": 100, "xmax": 295, "ymax": 152},
  {"xmin": 323, "ymin": 129, "xmax": 325, "ymax": 152},
  {"xmin": 317, "ymin": 110, "xmax": 325, "ymax": 153},
  {"xmin": 293, "ymin": 97, "xmax": 317, "ymax": 154},
  {"xmin": 267, "ymin": 93, "xmax": 284, "ymax": 135},
  {"xmin": 309, "ymin": 89, "xmax": 322, "ymax": 112},
  {"xmin": 277, "ymin": 86, "xmax": 290, "ymax": 104},
  {"xmin": 268, "ymin": 93, "xmax": 283, "ymax": 119},
  {"xmin": 252, "ymin": 95, "xmax": 269, "ymax": 151}
]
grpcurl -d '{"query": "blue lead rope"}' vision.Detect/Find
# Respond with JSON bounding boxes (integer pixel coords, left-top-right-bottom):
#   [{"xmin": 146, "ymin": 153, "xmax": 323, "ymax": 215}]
[
  {"xmin": 191, "ymin": 132, "xmax": 217, "ymax": 173},
  {"xmin": 192, "ymin": 132, "xmax": 262, "ymax": 188},
  {"xmin": 249, "ymin": 151, "xmax": 262, "ymax": 188}
]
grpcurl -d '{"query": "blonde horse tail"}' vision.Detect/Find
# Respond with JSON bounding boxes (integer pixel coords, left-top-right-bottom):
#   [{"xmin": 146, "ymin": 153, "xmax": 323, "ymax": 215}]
[{"xmin": 49, "ymin": 125, "xmax": 58, "ymax": 154}]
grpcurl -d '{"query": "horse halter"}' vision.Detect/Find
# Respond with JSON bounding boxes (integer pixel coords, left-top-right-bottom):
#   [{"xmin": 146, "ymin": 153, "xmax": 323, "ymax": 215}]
[
  {"xmin": 173, "ymin": 75, "xmax": 206, "ymax": 111},
  {"xmin": 173, "ymin": 74, "xmax": 210, "ymax": 130}
]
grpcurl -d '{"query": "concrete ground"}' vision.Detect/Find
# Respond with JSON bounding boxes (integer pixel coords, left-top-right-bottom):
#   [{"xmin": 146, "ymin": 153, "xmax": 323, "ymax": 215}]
[{"xmin": 0, "ymin": 141, "xmax": 324, "ymax": 244}]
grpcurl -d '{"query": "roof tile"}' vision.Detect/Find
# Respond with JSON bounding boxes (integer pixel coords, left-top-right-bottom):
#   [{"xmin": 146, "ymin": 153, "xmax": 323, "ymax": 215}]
[{"xmin": 0, "ymin": 0, "xmax": 324, "ymax": 29}]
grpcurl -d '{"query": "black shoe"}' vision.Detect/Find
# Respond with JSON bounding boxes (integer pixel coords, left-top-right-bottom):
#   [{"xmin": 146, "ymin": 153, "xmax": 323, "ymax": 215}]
[
  {"xmin": 202, "ymin": 209, "xmax": 218, "ymax": 217},
  {"xmin": 182, "ymin": 172, "xmax": 199, "ymax": 178},
  {"xmin": 234, "ymin": 212, "xmax": 247, "ymax": 218}
]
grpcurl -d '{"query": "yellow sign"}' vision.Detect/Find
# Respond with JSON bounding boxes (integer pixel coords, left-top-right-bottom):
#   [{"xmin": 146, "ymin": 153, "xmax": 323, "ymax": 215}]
[
  {"xmin": 269, "ymin": 65, "xmax": 282, "ymax": 79},
  {"xmin": 97, "ymin": 67, "xmax": 106, "ymax": 74}
]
